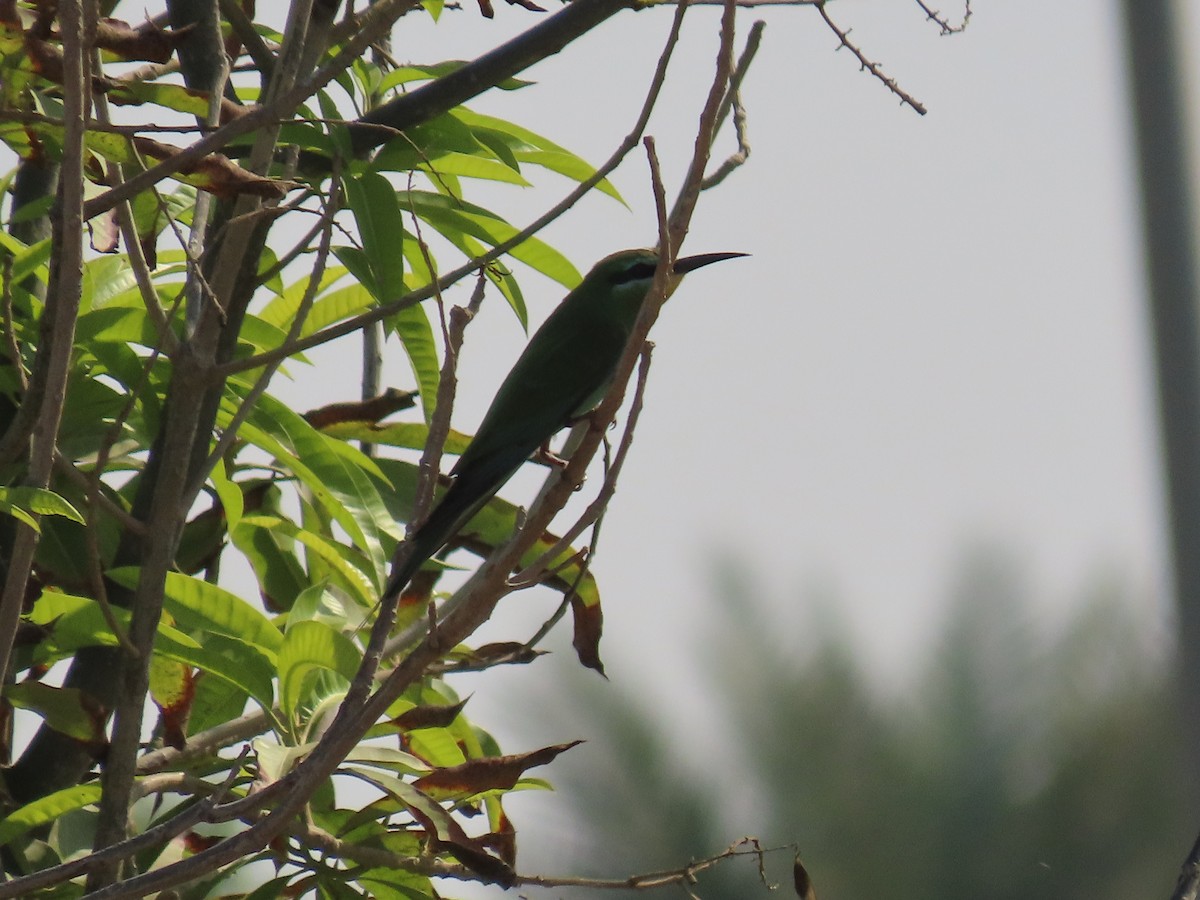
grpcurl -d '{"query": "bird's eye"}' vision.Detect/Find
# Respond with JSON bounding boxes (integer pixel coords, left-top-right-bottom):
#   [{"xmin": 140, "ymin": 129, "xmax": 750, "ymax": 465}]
[{"xmin": 610, "ymin": 261, "xmax": 658, "ymax": 285}]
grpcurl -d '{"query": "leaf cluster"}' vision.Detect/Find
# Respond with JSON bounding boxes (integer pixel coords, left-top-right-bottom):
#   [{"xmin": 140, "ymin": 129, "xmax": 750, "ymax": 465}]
[{"xmin": 0, "ymin": 1, "xmax": 673, "ymax": 896}]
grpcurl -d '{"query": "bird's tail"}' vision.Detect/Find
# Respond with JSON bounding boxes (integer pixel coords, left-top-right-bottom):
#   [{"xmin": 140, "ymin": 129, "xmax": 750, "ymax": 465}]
[{"xmin": 378, "ymin": 463, "xmax": 518, "ymax": 606}]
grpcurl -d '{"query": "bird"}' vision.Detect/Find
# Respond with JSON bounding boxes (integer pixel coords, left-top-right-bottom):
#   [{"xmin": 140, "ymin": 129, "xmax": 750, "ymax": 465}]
[{"xmin": 381, "ymin": 247, "xmax": 747, "ymax": 603}]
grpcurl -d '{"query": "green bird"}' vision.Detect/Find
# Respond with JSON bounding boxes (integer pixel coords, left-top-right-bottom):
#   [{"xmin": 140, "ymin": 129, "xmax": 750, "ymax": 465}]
[{"xmin": 383, "ymin": 247, "xmax": 746, "ymax": 602}]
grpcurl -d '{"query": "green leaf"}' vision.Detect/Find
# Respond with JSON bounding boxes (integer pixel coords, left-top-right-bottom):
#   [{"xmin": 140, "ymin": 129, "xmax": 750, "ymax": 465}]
[
  {"xmin": 105, "ymin": 81, "xmax": 216, "ymax": 118},
  {"xmin": 210, "ymin": 459, "xmax": 244, "ymax": 533},
  {"xmin": 0, "ymin": 785, "xmax": 103, "ymax": 847},
  {"xmin": 107, "ymin": 567, "xmax": 284, "ymax": 655},
  {"xmin": 254, "ymin": 737, "xmax": 318, "ymax": 782},
  {"xmin": 0, "ymin": 486, "xmax": 84, "ymax": 530},
  {"xmin": 344, "ymin": 745, "xmax": 430, "ymax": 776},
  {"xmin": 489, "ymin": 264, "xmax": 529, "ymax": 332},
  {"xmin": 318, "ymin": 421, "xmax": 472, "ymax": 456},
  {"xmin": 343, "ymin": 171, "xmax": 406, "ymax": 301},
  {"xmin": 278, "ymin": 620, "xmax": 362, "ymax": 717},
  {"xmin": 153, "ymin": 630, "xmax": 276, "ymax": 711},
  {"xmin": 388, "ymin": 300, "xmax": 440, "ymax": 424},
  {"xmin": 420, "ymin": 153, "xmax": 530, "ymax": 186},
  {"xmin": 372, "ymin": 114, "xmax": 482, "ymax": 174},
  {"xmin": 80, "ymin": 256, "xmax": 139, "ymax": 312},
  {"xmin": 27, "ymin": 591, "xmax": 116, "ymax": 659},
  {"xmin": 3, "ymin": 235, "xmax": 53, "ymax": 285},
  {"xmin": 231, "ymin": 517, "xmax": 309, "ymax": 612},
  {"xmin": 237, "ymin": 394, "xmax": 400, "ymax": 571},
  {"xmin": 240, "ymin": 514, "xmax": 375, "ymax": 606},
  {"xmin": 452, "ymin": 108, "xmax": 624, "ymax": 204},
  {"xmin": 296, "ymin": 283, "xmax": 374, "ymax": 337},
  {"xmin": 258, "ymin": 265, "xmax": 359, "ymax": 335},
  {"xmin": 404, "ymin": 190, "xmax": 580, "ymax": 289},
  {"xmin": 6, "ymin": 682, "xmax": 104, "ymax": 742},
  {"xmin": 76, "ymin": 306, "xmax": 174, "ymax": 348},
  {"xmin": 407, "ymin": 726, "xmax": 467, "ymax": 768}
]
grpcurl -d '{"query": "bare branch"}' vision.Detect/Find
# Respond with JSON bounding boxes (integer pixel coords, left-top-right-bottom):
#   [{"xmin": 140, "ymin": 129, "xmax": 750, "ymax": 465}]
[
  {"xmin": 701, "ymin": 19, "xmax": 762, "ymax": 190},
  {"xmin": 517, "ymin": 838, "xmax": 796, "ymax": 892},
  {"xmin": 913, "ymin": 0, "xmax": 972, "ymax": 35},
  {"xmin": 815, "ymin": 0, "xmax": 928, "ymax": 115}
]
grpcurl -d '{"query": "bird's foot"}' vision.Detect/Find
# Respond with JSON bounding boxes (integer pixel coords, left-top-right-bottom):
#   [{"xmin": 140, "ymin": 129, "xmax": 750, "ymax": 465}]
[{"xmin": 533, "ymin": 443, "xmax": 569, "ymax": 468}]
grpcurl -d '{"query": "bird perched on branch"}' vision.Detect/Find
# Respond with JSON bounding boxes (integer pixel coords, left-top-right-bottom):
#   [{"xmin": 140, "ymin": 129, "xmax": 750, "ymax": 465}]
[{"xmin": 382, "ymin": 247, "xmax": 747, "ymax": 602}]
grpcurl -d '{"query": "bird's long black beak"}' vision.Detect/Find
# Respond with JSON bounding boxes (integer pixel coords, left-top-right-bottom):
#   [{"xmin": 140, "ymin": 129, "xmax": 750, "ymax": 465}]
[{"xmin": 672, "ymin": 251, "xmax": 749, "ymax": 275}]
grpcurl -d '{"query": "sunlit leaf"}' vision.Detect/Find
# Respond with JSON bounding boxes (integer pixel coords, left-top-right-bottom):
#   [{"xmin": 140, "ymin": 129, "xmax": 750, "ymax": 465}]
[
  {"xmin": 0, "ymin": 487, "xmax": 83, "ymax": 524},
  {"xmin": 0, "ymin": 785, "xmax": 103, "ymax": 847},
  {"xmin": 6, "ymin": 683, "xmax": 106, "ymax": 743},
  {"xmin": 452, "ymin": 108, "xmax": 623, "ymax": 203},
  {"xmin": 240, "ymin": 513, "xmax": 375, "ymax": 606},
  {"xmin": 404, "ymin": 190, "xmax": 579, "ymax": 289},
  {"xmin": 107, "ymin": 567, "xmax": 284, "ymax": 655},
  {"xmin": 420, "ymin": 152, "xmax": 530, "ymax": 186},
  {"xmin": 278, "ymin": 619, "xmax": 361, "ymax": 717},
  {"xmin": 343, "ymin": 171, "xmax": 406, "ymax": 301}
]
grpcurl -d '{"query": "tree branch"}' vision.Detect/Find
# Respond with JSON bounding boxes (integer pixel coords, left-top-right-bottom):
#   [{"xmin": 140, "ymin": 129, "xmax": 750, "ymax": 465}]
[
  {"xmin": 814, "ymin": 0, "xmax": 927, "ymax": 115},
  {"xmin": 0, "ymin": 0, "xmax": 90, "ymax": 707}
]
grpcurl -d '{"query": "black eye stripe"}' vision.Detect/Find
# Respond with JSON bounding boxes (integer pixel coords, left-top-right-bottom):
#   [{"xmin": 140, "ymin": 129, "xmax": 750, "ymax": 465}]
[{"xmin": 610, "ymin": 261, "xmax": 657, "ymax": 285}]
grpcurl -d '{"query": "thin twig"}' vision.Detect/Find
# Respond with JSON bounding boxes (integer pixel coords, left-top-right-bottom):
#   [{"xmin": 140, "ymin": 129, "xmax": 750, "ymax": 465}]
[
  {"xmin": 406, "ymin": 201, "xmax": 461, "ymax": 530},
  {"xmin": 90, "ymin": 50, "xmax": 177, "ymax": 350},
  {"xmin": 701, "ymin": 20, "xmax": 762, "ymax": 190},
  {"xmin": 814, "ymin": 1, "xmax": 928, "ymax": 115},
  {"xmin": 218, "ymin": 0, "xmax": 277, "ymax": 74},
  {"xmin": 913, "ymin": 0, "xmax": 972, "ymax": 34},
  {"xmin": 517, "ymin": 838, "xmax": 795, "ymax": 891},
  {"xmin": 51, "ymin": 453, "xmax": 144, "ymax": 536}
]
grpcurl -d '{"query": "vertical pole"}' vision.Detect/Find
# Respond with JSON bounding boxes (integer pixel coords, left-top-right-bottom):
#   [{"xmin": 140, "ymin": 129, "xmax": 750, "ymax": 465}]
[{"xmin": 1119, "ymin": 0, "xmax": 1200, "ymax": 785}]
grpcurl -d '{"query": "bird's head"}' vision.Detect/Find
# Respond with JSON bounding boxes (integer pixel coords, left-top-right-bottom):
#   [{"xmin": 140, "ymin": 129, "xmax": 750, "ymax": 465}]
[{"xmin": 586, "ymin": 247, "xmax": 748, "ymax": 317}]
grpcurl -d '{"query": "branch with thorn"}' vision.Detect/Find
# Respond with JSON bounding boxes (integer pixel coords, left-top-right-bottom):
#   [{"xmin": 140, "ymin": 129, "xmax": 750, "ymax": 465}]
[{"xmin": 815, "ymin": 0, "xmax": 928, "ymax": 116}]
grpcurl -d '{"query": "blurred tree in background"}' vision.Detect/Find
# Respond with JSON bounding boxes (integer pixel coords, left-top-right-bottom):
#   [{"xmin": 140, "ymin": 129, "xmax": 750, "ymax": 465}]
[{"xmin": 520, "ymin": 548, "xmax": 1192, "ymax": 899}]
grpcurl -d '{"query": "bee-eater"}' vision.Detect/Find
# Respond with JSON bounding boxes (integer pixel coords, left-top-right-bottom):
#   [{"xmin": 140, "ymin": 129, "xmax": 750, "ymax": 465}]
[{"xmin": 382, "ymin": 247, "xmax": 746, "ymax": 602}]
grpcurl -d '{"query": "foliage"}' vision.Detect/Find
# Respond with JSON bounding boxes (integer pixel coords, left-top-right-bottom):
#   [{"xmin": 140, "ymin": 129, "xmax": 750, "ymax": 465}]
[
  {"xmin": 0, "ymin": 0, "xmax": 979, "ymax": 895},
  {"xmin": 525, "ymin": 549, "xmax": 1193, "ymax": 899},
  {"xmin": 0, "ymin": 0, "xmax": 760, "ymax": 896}
]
